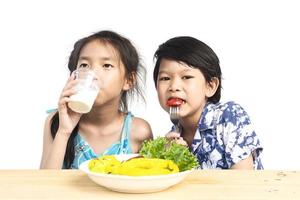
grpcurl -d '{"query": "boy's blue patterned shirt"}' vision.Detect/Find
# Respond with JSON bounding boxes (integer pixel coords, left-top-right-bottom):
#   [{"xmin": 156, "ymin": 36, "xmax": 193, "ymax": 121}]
[{"xmin": 185, "ymin": 101, "xmax": 263, "ymax": 169}]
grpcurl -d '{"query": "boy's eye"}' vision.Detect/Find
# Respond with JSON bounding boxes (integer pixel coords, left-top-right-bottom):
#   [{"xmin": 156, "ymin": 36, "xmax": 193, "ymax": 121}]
[
  {"xmin": 103, "ymin": 64, "xmax": 113, "ymax": 69},
  {"xmin": 158, "ymin": 77, "xmax": 170, "ymax": 81},
  {"xmin": 78, "ymin": 63, "xmax": 90, "ymax": 69},
  {"xmin": 182, "ymin": 75, "xmax": 193, "ymax": 80}
]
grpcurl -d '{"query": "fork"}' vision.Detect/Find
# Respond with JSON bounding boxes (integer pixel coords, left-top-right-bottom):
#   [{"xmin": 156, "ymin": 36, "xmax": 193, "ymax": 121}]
[{"xmin": 169, "ymin": 106, "xmax": 180, "ymax": 132}]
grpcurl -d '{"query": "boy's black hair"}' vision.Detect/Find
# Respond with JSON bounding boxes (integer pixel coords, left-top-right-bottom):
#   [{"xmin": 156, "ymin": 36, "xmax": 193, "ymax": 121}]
[{"xmin": 153, "ymin": 36, "xmax": 222, "ymax": 103}]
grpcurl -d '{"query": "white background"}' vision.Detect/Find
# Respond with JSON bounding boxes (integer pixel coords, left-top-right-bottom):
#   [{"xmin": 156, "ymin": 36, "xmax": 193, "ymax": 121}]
[{"xmin": 0, "ymin": 0, "xmax": 299, "ymax": 169}]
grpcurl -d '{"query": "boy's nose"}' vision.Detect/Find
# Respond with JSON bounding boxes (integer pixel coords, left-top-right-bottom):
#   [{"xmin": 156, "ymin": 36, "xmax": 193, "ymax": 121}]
[{"xmin": 168, "ymin": 79, "xmax": 181, "ymax": 92}]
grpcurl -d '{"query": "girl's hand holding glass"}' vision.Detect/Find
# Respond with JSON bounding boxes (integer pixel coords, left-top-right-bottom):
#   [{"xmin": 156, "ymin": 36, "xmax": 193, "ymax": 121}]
[{"xmin": 57, "ymin": 73, "xmax": 82, "ymax": 138}]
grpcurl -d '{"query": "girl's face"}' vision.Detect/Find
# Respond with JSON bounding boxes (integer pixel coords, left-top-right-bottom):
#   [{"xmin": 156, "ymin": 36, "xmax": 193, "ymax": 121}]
[
  {"xmin": 156, "ymin": 59, "xmax": 217, "ymax": 121},
  {"xmin": 77, "ymin": 40, "xmax": 131, "ymax": 108}
]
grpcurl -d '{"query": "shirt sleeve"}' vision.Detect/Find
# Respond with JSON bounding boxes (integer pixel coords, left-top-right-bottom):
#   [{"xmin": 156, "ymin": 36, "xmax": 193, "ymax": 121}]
[{"xmin": 222, "ymin": 102, "xmax": 263, "ymax": 169}]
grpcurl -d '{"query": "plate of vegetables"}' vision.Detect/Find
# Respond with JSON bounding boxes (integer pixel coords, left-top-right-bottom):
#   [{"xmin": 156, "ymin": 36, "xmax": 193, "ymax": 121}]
[{"xmin": 79, "ymin": 137, "xmax": 198, "ymax": 193}]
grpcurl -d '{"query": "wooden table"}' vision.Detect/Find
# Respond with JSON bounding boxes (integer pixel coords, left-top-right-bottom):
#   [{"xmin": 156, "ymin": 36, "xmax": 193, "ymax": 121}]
[{"xmin": 0, "ymin": 170, "xmax": 299, "ymax": 199}]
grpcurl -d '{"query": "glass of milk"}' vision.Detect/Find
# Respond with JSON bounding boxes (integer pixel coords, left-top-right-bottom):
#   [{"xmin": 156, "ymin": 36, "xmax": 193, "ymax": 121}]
[{"xmin": 68, "ymin": 69, "xmax": 100, "ymax": 113}]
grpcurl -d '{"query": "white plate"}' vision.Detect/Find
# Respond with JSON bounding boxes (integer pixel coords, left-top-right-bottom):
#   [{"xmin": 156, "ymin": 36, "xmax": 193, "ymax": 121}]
[{"xmin": 79, "ymin": 154, "xmax": 193, "ymax": 193}]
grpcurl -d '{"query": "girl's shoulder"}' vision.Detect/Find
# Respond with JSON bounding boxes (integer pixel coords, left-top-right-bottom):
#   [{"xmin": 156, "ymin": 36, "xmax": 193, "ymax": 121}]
[
  {"xmin": 42, "ymin": 110, "xmax": 58, "ymax": 144},
  {"xmin": 44, "ymin": 109, "xmax": 58, "ymax": 126},
  {"xmin": 130, "ymin": 115, "xmax": 153, "ymax": 141}
]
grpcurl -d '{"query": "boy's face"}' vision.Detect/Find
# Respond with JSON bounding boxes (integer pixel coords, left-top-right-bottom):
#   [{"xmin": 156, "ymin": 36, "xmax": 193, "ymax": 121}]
[{"xmin": 156, "ymin": 58, "xmax": 215, "ymax": 122}]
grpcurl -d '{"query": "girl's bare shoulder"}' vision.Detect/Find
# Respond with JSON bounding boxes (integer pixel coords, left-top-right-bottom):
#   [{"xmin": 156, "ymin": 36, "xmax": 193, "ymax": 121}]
[
  {"xmin": 130, "ymin": 117, "xmax": 153, "ymax": 141},
  {"xmin": 43, "ymin": 111, "xmax": 57, "ymax": 135}
]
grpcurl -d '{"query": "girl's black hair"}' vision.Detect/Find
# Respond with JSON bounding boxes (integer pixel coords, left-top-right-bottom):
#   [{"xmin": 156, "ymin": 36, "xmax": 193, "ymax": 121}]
[
  {"xmin": 153, "ymin": 36, "xmax": 222, "ymax": 103},
  {"xmin": 50, "ymin": 30, "xmax": 146, "ymax": 168}
]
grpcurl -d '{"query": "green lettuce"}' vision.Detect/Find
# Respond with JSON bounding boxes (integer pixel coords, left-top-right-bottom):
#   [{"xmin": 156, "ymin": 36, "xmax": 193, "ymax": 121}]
[{"xmin": 139, "ymin": 137, "xmax": 199, "ymax": 171}]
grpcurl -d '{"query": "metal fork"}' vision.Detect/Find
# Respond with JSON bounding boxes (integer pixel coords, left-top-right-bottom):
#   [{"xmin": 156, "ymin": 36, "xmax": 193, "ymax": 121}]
[{"xmin": 169, "ymin": 106, "xmax": 180, "ymax": 132}]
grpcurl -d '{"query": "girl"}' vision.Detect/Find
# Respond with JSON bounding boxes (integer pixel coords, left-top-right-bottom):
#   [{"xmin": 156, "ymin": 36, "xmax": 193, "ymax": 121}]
[
  {"xmin": 153, "ymin": 36, "xmax": 263, "ymax": 169},
  {"xmin": 40, "ymin": 30, "xmax": 153, "ymax": 169}
]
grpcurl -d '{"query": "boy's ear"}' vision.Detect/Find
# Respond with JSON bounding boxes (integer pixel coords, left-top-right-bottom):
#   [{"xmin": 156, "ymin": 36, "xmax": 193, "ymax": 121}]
[
  {"xmin": 205, "ymin": 77, "xmax": 219, "ymax": 98},
  {"xmin": 123, "ymin": 72, "xmax": 136, "ymax": 91}
]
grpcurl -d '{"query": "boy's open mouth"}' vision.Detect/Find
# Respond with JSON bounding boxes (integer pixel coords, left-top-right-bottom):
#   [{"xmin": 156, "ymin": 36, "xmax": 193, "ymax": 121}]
[{"xmin": 166, "ymin": 98, "xmax": 186, "ymax": 106}]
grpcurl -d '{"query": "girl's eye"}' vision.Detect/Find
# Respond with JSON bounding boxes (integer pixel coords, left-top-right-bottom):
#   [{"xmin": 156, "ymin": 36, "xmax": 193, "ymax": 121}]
[
  {"xmin": 78, "ymin": 63, "xmax": 90, "ymax": 69},
  {"xmin": 103, "ymin": 64, "xmax": 113, "ymax": 69},
  {"xmin": 158, "ymin": 77, "xmax": 170, "ymax": 81},
  {"xmin": 182, "ymin": 75, "xmax": 194, "ymax": 80}
]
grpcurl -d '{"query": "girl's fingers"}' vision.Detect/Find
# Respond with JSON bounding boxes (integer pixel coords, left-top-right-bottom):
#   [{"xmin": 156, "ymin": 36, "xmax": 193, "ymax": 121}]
[
  {"xmin": 58, "ymin": 97, "xmax": 71, "ymax": 108},
  {"xmin": 62, "ymin": 79, "xmax": 78, "ymax": 92},
  {"xmin": 61, "ymin": 72, "xmax": 78, "ymax": 91},
  {"xmin": 59, "ymin": 79, "xmax": 79, "ymax": 101},
  {"xmin": 61, "ymin": 88, "xmax": 77, "ymax": 98},
  {"xmin": 67, "ymin": 72, "xmax": 76, "ymax": 82},
  {"xmin": 58, "ymin": 74, "xmax": 78, "ymax": 111}
]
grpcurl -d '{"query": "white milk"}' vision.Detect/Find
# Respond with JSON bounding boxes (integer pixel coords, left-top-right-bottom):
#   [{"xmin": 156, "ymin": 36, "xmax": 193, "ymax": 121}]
[
  {"xmin": 68, "ymin": 88, "xmax": 98, "ymax": 113},
  {"xmin": 68, "ymin": 69, "xmax": 99, "ymax": 113}
]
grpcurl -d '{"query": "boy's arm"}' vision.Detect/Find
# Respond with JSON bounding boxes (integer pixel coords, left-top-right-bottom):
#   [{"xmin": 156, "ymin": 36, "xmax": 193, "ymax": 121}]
[{"xmin": 230, "ymin": 154, "xmax": 254, "ymax": 170}]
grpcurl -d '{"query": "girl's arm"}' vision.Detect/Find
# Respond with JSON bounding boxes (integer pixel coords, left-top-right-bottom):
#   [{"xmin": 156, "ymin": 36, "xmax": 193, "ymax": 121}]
[
  {"xmin": 40, "ymin": 74, "xmax": 82, "ymax": 169},
  {"xmin": 130, "ymin": 117, "xmax": 153, "ymax": 153},
  {"xmin": 40, "ymin": 113, "xmax": 70, "ymax": 169}
]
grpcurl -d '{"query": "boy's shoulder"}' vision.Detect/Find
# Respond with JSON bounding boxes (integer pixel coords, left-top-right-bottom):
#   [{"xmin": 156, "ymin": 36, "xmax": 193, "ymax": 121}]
[
  {"xmin": 207, "ymin": 101, "xmax": 242, "ymax": 111},
  {"xmin": 201, "ymin": 101, "xmax": 250, "ymax": 128},
  {"xmin": 206, "ymin": 101, "xmax": 246, "ymax": 115}
]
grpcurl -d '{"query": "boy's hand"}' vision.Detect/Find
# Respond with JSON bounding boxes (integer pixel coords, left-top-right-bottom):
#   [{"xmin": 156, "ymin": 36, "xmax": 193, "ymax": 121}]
[{"xmin": 165, "ymin": 132, "xmax": 188, "ymax": 146}]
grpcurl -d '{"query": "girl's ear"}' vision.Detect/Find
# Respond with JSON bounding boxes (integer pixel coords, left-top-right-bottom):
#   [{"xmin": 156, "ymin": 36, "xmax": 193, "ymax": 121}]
[
  {"xmin": 205, "ymin": 77, "xmax": 219, "ymax": 98},
  {"xmin": 122, "ymin": 72, "xmax": 136, "ymax": 91}
]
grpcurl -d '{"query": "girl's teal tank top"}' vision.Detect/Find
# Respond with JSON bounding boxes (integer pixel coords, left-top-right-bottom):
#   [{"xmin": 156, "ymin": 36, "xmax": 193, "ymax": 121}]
[
  {"xmin": 46, "ymin": 109, "xmax": 133, "ymax": 169},
  {"xmin": 70, "ymin": 112, "xmax": 133, "ymax": 169}
]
